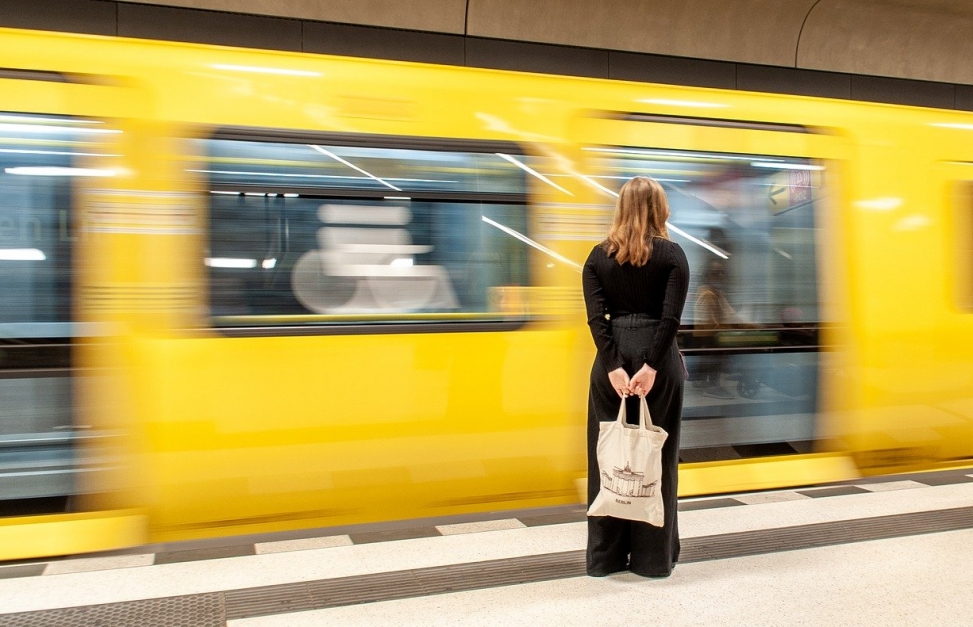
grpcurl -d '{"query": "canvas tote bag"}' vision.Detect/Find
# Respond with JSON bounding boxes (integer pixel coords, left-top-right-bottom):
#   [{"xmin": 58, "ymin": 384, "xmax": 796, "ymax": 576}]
[{"xmin": 587, "ymin": 396, "xmax": 668, "ymax": 526}]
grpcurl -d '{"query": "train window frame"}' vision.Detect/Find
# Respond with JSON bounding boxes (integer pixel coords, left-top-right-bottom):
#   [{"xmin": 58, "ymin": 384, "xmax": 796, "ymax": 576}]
[{"xmin": 201, "ymin": 128, "xmax": 537, "ymax": 337}]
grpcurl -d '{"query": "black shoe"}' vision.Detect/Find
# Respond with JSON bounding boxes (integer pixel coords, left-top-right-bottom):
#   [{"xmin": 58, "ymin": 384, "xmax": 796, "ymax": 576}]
[
  {"xmin": 630, "ymin": 569, "xmax": 672, "ymax": 579},
  {"xmin": 587, "ymin": 564, "xmax": 628, "ymax": 577}
]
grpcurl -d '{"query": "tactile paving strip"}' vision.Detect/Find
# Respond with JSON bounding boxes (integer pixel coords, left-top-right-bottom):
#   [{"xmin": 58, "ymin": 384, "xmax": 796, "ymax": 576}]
[
  {"xmin": 680, "ymin": 505, "xmax": 973, "ymax": 562},
  {"xmin": 224, "ymin": 551, "xmax": 586, "ymax": 620},
  {"xmin": 0, "ymin": 593, "xmax": 224, "ymax": 627},
  {"xmin": 226, "ymin": 505, "xmax": 973, "ymax": 620}
]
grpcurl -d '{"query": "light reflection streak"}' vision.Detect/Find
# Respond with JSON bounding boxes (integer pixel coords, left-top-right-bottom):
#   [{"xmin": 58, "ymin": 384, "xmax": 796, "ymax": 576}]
[
  {"xmin": 584, "ymin": 147, "xmax": 784, "ymax": 162},
  {"xmin": 576, "ymin": 175, "xmax": 730, "ymax": 260},
  {"xmin": 668, "ymin": 224, "xmax": 730, "ymax": 259},
  {"xmin": 637, "ymin": 98, "xmax": 729, "ymax": 109},
  {"xmin": 751, "ymin": 162, "xmax": 823, "ymax": 171},
  {"xmin": 0, "ymin": 115, "xmax": 103, "ymax": 125},
  {"xmin": 854, "ymin": 197, "xmax": 902, "ymax": 211},
  {"xmin": 205, "ymin": 257, "xmax": 257, "ymax": 268},
  {"xmin": 4, "ymin": 167, "xmax": 115, "ymax": 177},
  {"xmin": 0, "ymin": 123, "xmax": 119, "ymax": 135},
  {"xmin": 930, "ymin": 122, "xmax": 973, "ymax": 130},
  {"xmin": 211, "ymin": 63, "xmax": 321, "ymax": 77},
  {"xmin": 0, "ymin": 248, "xmax": 46, "ymax": 261},
  {"xmin": 578, "ymin": 174, "xmax": 618, "ymax": 197},
  {"xmin": 0, "ymin": 149, "xmax": 117, "ymax": 157},
  {"xmin": 309, "ymin": 145, "xmax": 402, "ymax": 191},
  {"xmin": 496, "ymin": 153, "xmax": 573, "ymax": 196},
  {"xmin": 191, "ymin": 168, "xmax": 450, "ymax": 186},
  {"xmin": 481, "ymin": 215, "xmax": 582, "ymax": 272}
]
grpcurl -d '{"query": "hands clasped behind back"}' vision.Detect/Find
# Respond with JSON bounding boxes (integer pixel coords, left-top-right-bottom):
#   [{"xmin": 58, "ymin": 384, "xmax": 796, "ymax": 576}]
[{"xmin": 609, "ymin": 364, "xmax": 657, "ymax": 398}]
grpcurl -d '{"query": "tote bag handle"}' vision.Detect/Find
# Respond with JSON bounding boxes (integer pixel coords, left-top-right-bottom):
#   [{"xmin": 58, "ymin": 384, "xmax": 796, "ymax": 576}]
[{"xmin": 615, "ymin": 396, "xmax": 656, "ymax": 430}]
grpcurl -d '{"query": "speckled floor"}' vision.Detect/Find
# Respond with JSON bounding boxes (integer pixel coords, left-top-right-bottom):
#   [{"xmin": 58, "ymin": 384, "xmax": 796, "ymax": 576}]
[
  {"xmin": 230, "ymin": 528, "xmax": 973, "ymax": 627},
  {"xmin": 1, "ymin": 473, "xmax": 972, "ymax": 625}
]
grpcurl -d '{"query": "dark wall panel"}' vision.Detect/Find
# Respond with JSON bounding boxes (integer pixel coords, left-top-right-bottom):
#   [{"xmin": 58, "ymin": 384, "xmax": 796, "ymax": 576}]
[
  {"xmin": 851, "ymin": 75, "xmax": 955, "ymax": 110},
  {"xmin": 736, "ymin": 65, "xmax": 851, "ymax": 100},
  {"xmin": 465, "ymin": 38, "xmax": 609, "ymax": 79},
  {"xmin": 0, "ymin": 0, "xmax": 116, "ymax": 36},
  {"xmin": 304, "ymin": 22, "xmax": 465, "ymax": 65},
  {"xmin": 609, "ymin": 52, "xmax": 736, "ymax": 90},
  {"xmin": 117, "ymin": 4, "xmax": 302, "ymax": 52},
  {"xmin": 956, "ymin": 85, "xmax": 973, "ymax": 112}
]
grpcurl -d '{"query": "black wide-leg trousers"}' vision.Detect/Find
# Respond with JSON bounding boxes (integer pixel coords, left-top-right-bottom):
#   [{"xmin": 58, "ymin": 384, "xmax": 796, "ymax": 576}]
[{"xmin": 586, "ymin": 318, "xmax": 684, "ymax": 577}]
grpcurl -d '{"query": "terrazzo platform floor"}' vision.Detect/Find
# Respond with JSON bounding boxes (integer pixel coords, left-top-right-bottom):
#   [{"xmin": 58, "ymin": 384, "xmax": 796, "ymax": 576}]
[
  {"xmin": 231, "ymin": 528, "xmax": 973, "ymax": 627},
  {"xmin": 1, "ymin": 470, "xmax": 972, "ymax": 626}
]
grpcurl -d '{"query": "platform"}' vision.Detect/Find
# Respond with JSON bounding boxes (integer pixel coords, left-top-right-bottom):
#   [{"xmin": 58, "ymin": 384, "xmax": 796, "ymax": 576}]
[{"xmin": 1, "ymin": 467, "xmax": 972, "ymax": 626}]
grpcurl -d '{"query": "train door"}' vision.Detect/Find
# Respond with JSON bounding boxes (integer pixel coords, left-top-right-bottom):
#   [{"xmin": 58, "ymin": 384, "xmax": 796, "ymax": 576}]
[
  {"xmin": 0, "ymin": 68, "xmax": 144, "ymax": 559},
  {"xmin": 924, "ymin": 161, "xmax": 973, "ymax": 462},
  {"xmin": 571, "ymin": 108, "xmax": 857, "ymax": 493}
]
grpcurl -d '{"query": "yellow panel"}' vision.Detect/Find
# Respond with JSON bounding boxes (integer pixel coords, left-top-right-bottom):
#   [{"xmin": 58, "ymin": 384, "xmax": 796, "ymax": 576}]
[
  {"xmin": 0, "ymin": 79, "xmax": 140, "ymax": 119},
  {"xmin": 678, "ymin": 453, "xmax": 860, "ymax": 496},
  {"xmin": 574, "ymin": 116, "xmax": 848, "ymax": 160},
  {"xmin": 0, "ymin": 511, "xmax": 147, "ymax": 561}
]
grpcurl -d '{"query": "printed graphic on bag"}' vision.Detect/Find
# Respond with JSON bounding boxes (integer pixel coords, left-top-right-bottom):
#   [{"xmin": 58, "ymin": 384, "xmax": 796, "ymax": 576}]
[{"xmin": 600, "ymin": 463, "xmax": 658, "ymax": 498}]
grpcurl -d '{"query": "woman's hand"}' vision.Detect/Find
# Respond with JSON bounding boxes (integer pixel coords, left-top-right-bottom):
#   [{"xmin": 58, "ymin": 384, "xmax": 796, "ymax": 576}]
[
  {"xmin": 608, "ymin": 368, "xmax": 631, "ymax": 398},
  {"xmin": 628, "ymin": 364, "xmax": 657, "ymax": 398}
]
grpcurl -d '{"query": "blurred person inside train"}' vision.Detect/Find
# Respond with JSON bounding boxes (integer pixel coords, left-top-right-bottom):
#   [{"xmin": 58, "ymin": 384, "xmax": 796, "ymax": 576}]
[
  {"xmin": 692, "ymin": 259, "xmax": 738, "ymax": 399},
  {"xmin": 582, "ymin": 176, "xmax": 690, "ymax": 577}
]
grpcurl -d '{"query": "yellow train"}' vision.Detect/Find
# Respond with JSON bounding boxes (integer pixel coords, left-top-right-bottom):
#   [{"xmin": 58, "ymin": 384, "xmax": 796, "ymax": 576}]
[{"xmin": 2, "ymin": 25, "xmax": 973, "ymax": 560}]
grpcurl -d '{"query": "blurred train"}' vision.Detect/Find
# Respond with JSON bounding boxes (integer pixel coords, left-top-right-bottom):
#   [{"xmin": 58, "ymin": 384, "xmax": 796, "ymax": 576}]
[{"xmin": 2, "ymin": 25, "xmax": 973, "ymax": 560}]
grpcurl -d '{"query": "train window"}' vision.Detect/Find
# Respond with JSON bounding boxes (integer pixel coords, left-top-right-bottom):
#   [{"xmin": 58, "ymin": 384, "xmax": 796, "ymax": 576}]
[
  {"xmin": 584, "ymin": 146, "xmax": 822, "ymax": 327},
  {"xmin": 0, "ymin": 112, "xmax": 110, "ymax": 509},
  {"xmin": 202, "ymin": 133, "xmax": 531, "ymax": 332},
  {"xmin": 584, "ymin": 145, "xmax": 824, "ymax": 461}
]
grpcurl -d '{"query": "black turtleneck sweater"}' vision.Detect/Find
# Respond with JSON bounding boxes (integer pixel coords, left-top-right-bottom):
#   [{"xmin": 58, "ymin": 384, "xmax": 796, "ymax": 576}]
[{"xmin": 582, "ymin": 238, "xmax": 690, "ymax": 372}]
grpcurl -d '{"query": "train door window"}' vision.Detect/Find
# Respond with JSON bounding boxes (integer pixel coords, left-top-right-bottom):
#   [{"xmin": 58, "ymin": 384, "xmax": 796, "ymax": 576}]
[
  {"xmin": 584, "ymin": 145, "xmax": 825, "ymax": 461},
  {"xmin": 201, "ymin": 131, "xmax": 534, "ymax": 332},
  {"xmin": 0, "ymin": 112, "xmax": 112, "ymax": 513}
]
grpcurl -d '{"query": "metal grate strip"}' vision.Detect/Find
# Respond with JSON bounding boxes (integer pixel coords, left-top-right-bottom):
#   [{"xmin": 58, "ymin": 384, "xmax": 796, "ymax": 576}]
[
  {"xmin": 226, "ymin": 505, "xmax": 973, "ymax": 620},
  {"xmin": 0, "ymin": 593, "xmax": 223, "ymax": 627}
]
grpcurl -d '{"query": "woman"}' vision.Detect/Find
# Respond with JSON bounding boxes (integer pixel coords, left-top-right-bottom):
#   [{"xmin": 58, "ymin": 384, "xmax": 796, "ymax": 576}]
[{"xmin": 582, "ymin": 176, "xmax": 690, "ymax": 578}]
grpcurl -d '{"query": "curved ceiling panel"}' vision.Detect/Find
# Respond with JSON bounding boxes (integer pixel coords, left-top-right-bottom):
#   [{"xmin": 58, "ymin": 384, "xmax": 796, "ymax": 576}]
[
  {"xmin": 465, "ymin": 0, "xmax": 819, "ymax": 67},
  {"xmin": 115, "ymin": 0, "xmax": 469, "ymax": 33},
  {"xmin": 798, "ymin": 0, "xmax": 973, "ymax": 84}
]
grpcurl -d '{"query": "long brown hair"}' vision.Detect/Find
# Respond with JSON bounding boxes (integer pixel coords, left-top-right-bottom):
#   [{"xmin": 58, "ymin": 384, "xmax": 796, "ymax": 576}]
[{"xmin": 603, "ymin": 176, "xmax": 671, "ymax": 266}]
